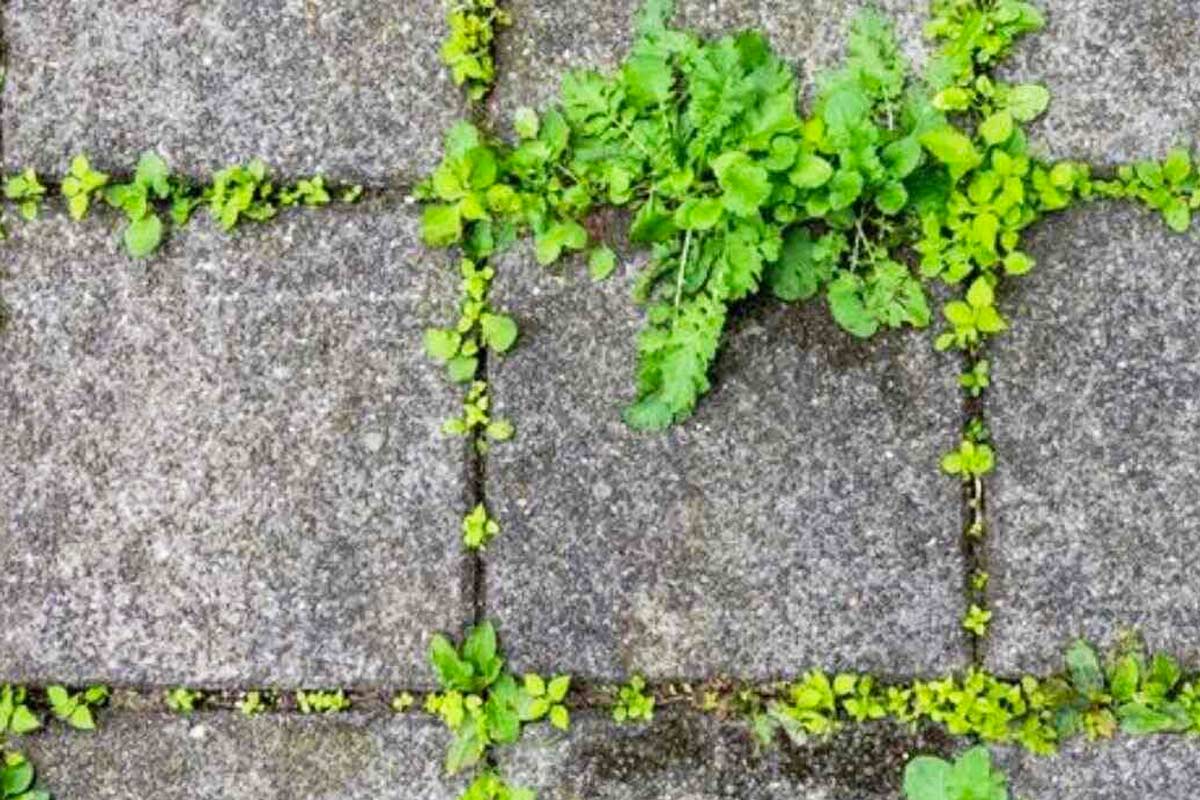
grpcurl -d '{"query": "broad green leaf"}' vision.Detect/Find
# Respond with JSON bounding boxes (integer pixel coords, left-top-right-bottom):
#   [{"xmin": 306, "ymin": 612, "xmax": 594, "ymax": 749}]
[
  {"xmin": 481, "ymin": 313, "xmax": 519, "ymax": 353},
  {"xmin": 523, "ymin": 673, "xmax": 546, "ymax": 697},
  {"xmin": 1108, "ymin": 655, "xmax": 1139, "ymax": 702},
  {"xmin": 828, "ymin": 170, "xmax": 864, "ymax": 211},
  {"xmin": 589, "ymin": 247, "xmax": 618, "ymax": 281},
  {"xmin": 1163, "ymin": 148, "xmax": 1193, "ymax": 185},
  {"xmin": 883, "ymin": 136, "xmax": 923, "ymax": 179},
  {"xmin": 424, "ymin": 329, "xmax": 462, "ymax": 362},
  {"xmin": 827, "ymin": 275, "xmax": 877, "ymax": 338},
  {"xmin": 902, "ymin": 755, "xmax": 950, "ymax": 800},
  {"xmin": 1163, "ymin": 200, "xmax": 1191, "ymax": 233},
  {"xmin": 1117, "ymin": 702, "xmax": 1191, "ymax": 734},
  {"xmin": 10, "ymin": 705, "xmax": 41, "ymax": 734},
  {"xmin": 463, "ymin": 622, "xmax": 498, "ymax": 673},
  {"xmin": 421, "ymin": 204, "xmax": 463, "ymax": 247},
  {"xmin": 1065, "ymin": 640, "xmax": 1105, "ymax": 695},
  {"xmin": 45, "ymin": 686, "xmax": 70, "ymax": 710},
  {"xmin": 920, "ymin": 127, "xmax": 983, "ymax": 179},
  {"xmin": 68, "ymin": 705, "xmax": 95, "ymax": 730},
  {"xmin": 1006, "ymin": 84, "xmax": 1050, "ymax": 121},
  {"xmin": 135, "ymin": 152, "xmax": 171, "ymax": 198},
  {"xmin": 513, "ymin": 107, "xmax": 539, "ymax": 140},
  {"xmin": 713, "ymin": 152, "xmax": 771, "ymax": 218},
  {"xmin": 673, "ymin": 197, "xmax": 724, "ymax": 231},
  {"xmin": 980, "ymin": 111, "xmax": 1014, "ymax": 146},
  {"xmin": 789, "ymin": 153, "xmax": 834, "ymax": 189},
  {"xmin": 446, "ymin": 356, "xmax": 479, "ymax": 383},
  {"xmin": 547, "ymin": 675, "xmax": 571, "ymax": 703},
  {"xmin": 876, "ymin": 181, "xmax": 909, "ymax": 215},
  {"xmin": 549, "ymin": 704, "xmax": 570, "ymax": 730}
]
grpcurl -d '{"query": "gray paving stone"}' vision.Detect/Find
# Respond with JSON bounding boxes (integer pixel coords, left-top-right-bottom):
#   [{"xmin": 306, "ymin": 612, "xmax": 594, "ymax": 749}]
[
  {"xmin": 502, "ymin": 709, "xmax": 954, "ymax": 800},
  {"xmin": 986, "ymin": 205, "xmax": 1200, "ymax": 674},
  {"xmin": 490, "ymin": 0, "xmax": 929, "ymax": 125},
  {"xmin": 997, "ymin": 738, "xmax": 1200, "ymax": 800},
  {"xmin": 1003, "ymin": 0, "xmax": 1200, "ymax": 164},
  {"xmin": 21, "ymin": 712, "xmax": 458, "ymax": 800},
  {"xmin": 1, "ymin": 0, "xmax": 464, "ymax": 181},
  {"xmin": 485, "ymin": 245, "xmax": 967, "ymax": 680},
  {"xmin": 0, "ymin": 203, "xmax": 469, "ymax": 687}
]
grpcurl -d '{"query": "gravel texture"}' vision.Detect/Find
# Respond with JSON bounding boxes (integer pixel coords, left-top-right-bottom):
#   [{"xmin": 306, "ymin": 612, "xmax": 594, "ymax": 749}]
[
  {"xmin": 1, "ymin": 0, "xmax": 465, "ymax": 182},
  {"xmin": 986, "ymin": 205, "xmax": 1200, "ymax": 674},
  {"xmin": 0, "ymin": 203, "xmax": 471, "ymax": 687}
]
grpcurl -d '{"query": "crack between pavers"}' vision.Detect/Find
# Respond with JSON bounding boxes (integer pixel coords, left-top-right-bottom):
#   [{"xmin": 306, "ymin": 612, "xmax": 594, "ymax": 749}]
[{"xmin": 962, "ymin": 348, "xmax": 989, "ymax": 669}]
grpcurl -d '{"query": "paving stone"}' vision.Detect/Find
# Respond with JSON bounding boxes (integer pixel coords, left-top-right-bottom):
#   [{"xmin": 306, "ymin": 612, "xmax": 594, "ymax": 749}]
[
  {"xmin": 997, "ymin": 738, "xmax": 1200, "ymax": 800},
  {"xmin": 0, "ymin": 202, "xmax": 470, "ymax": 687},
  {"xmin": 1003, "ymin": 0, "xmax": 1200, "ymax": 164},
  {"xmin": 490, "ymin": 0, "xmax": 930, "ymax": 125},
  {"xmin": 21, "ymin": 712, "xmax": 458, "ymax": 800},
  {"xmin": 502, "ymin": 709, "xmax": 954, "ymax": 800},
  {"xmin": 1, "ymin": 0, "xmax": 464, "ymax": 181},
  {"xmin": 485, "ymin": 245, "xmax": 966, "ymax": 680},
  {"xmin": 986, "ymin": 205, "xmax": 1200, "ymax": 674}
]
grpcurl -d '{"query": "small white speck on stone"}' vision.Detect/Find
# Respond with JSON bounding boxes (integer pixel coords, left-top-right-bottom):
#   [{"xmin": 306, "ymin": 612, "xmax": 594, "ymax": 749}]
[
  {"xmin": 189, "ymin": 724, "xmax": 209, "ymax": 740},
  {"xmin": 362, "ymin": 431, "xmax": 386, "ymax": 453}
]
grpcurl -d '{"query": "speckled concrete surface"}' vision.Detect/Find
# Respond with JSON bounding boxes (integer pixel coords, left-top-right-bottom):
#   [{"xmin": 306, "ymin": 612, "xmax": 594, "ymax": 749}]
[
  {"xmin": 997, "ymin": 738, "xmax": 1200, "ymax": 799},
  {"xmin": 1002, "ymin": 0, "xmax": 1200, "ymax": 164},
  {"xmin": 22, "ymin": 712, "xmax": 458, "ymax": 800},
  {"xmin": 986, "ymin": 205, "xmax": 1200, "ymax": 675},
  {"xmin": 485, "ymin": 243, "xmax": 967, "ymax": 681},
  {"xmin": 0, "ymin": 203, "xmax": 470, "ymax": 687},
  {"xmin": 1, "ymin": 0, "xmax": 464, "ymax": 181},
  {"xmin": 502, "ymin": 710, "xmax": 955, "ymax": 800}
]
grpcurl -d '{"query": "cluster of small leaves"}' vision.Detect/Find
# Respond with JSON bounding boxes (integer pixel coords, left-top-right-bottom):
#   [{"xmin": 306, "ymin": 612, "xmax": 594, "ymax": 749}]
[
  {"xmin": 416, "ymin": 0, "xmax": 1059, "ymax": 430},
  {"xmin": 962, "ymin": 604, "xmax": 993, "ymax": 637},
  {"xmin": 45, "ymin": 685, "xmax": 107, "ymax": 731},
  {"xmin": 462, "ymin": 503, "xmax": 502, "ymax": 550},
  {"xmin": 427, "ymin": 622, "xmax": 570, "ymax": 776},
  {"xmin": 903, "ymin": 746, "xmax": 1009, "ymax": 800},
  {"xmin": 942, "ymin": 418, "xmax": 994, "ymax": 480},
  {"xmin": 295, "ymin": 690, "xmax": 352, "ymax": 715},
  {"xmin": 424, "ymin": 256, "xmax": 516, "ymax": 450},
  {"xmin": 164, "ymin": 687, "xmax": 204, "ymax": 715},
  {"xmin": 611, "ymin": 675, "xmax": 655, "ymax": 724},
  {"xmin": 0, "ymin": 689, "xmax": 39, "ymax": 737},
  {"xmin": 749, "ymin": 637, "xmax": 1200, "ymax": 757},
  {"xmin": 1, "ymin": 154, "xmax": 356, "ymax": 258},
  {"xmin": 458, "ymin": 771, "xmax": 535, "ymax": 800},
  {"xmin": 1095, "ymin": 148, "xmax": 1200, "ymax": 233},
  {"xmin": 419, "ymin": 0, "xmax": 1198, "ymax": 445},
  {"xmin": 441, "ymin": 0, "xmax": 511, "ymax": 101},
  {"xmin": 236, "ymin": 690, "xmax": 276, "ymax": 717}
]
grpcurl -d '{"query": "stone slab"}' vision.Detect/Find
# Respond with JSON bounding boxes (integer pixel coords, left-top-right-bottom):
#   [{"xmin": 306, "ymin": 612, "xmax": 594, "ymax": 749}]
[
  {"xmin": 986, "ymin": 205, "xmax": 1200, "ymax": 674},
  {"xmin": 1003, "ymin": 0, "xmax": 1200, "ymax": 164},
  {"xmin": 0, "ymin": 202, "xmax": 470, "ymax": 687},
  {"xmin": 998, "ymin": 738, "xmax": 1200, "ymax": 800},
  {"xmin": 502, "ymin": 709, "xmax": 953, "ymax": 800},
  {"xmin": 485, "ymin": 246, "xmax": 967, "ymax": 680},
  {"xmin": 1, "ymin": 0, "xmax": 464, "ymax": 182},
  {"xmin": 490, "ymin": 0, "xmax": 929, "ymax": 126},
  {"xmin": 21, "ymin": 712, "xmax": 457, "ymax": 800}
]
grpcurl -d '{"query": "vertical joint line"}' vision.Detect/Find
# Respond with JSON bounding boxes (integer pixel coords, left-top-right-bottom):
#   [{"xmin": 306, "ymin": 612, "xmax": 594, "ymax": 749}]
[{"xmin": 961, "ymin": 346, "xmax": 989, "ymax": 667}]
